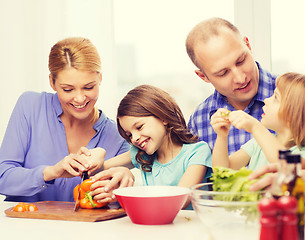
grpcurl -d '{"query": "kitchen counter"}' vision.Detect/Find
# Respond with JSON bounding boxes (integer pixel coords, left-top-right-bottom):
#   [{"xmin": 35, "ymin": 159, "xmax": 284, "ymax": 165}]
[
  {"xmin": 1, "ymin": 195, "xmax": 260, "ymax": 240},
  {"xmin": 1, "ymin": 198, "xmax": 210, "ymax": 240}
]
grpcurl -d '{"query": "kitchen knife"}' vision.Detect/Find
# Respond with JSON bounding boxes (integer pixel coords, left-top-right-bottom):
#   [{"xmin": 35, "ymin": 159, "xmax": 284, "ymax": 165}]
[{"xmin": 74, "ymin": 171, "xmax": 89, "ymax": 211}]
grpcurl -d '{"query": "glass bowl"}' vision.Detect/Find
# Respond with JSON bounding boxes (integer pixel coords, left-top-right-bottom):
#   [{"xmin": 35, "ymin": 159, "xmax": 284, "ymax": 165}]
[{"xmin": 191, "ymin": 182, "xmax": 265, "ymax": 240}]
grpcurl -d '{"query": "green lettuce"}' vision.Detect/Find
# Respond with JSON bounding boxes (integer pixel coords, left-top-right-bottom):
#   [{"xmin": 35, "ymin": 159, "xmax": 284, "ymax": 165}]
[
  {"xmin": 211, "ymin": 167, "xmax": 259, "ymax": 196},
  {"xmin": 210, "ymin": 166, "xmax": 264, "ymax": 222}
]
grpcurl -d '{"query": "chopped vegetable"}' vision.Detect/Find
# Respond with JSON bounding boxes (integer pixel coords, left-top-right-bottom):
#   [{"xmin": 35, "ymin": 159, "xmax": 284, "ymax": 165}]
[{"xmin": 13, "ymin": 202, "xmax": 38, "ymax": 212}]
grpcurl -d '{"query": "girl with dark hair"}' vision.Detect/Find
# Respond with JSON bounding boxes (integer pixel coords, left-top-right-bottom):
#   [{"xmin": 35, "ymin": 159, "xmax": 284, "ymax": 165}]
[{"xmin": 91, "ymin": 85, "xmax": 212, "ymax": 209}]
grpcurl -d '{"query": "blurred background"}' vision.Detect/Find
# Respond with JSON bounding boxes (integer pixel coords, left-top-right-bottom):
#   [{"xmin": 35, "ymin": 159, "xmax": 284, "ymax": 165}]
[{"xmin": 0, "ymin": 0, "xmax": 304, "ymax": 144}]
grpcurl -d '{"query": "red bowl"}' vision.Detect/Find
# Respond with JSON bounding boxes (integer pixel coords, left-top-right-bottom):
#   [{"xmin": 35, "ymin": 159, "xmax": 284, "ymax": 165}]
[{"xmin": 113, "ymin": 186, "xmax": 190, "ymax": 225}]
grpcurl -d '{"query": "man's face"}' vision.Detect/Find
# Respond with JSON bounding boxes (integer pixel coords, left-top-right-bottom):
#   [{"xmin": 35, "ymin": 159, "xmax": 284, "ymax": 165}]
[{"xmin": 194, "ymin": 30, "xmax": 259, "ymax": 110}]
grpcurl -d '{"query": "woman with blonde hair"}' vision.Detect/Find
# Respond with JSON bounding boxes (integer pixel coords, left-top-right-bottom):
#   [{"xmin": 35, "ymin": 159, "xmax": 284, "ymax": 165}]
[{"xmin": 0, "ymin": 37, "xmax": 131, "ymax": 202}]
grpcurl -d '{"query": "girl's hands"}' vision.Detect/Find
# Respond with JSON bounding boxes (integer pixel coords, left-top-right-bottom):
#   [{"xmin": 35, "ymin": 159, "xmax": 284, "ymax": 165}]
[
  {"xmin": 78, "ymin": 147, "xmax": 106, "ymax": 176},
  {"xmin": 229, "ymin": 110, "xmax": 260, "ymax": 133},
  {"xmin": 90, "ymin": 167, "xmax": 135, "ymax": 203},
  {"xmin": 210, "ymin": 108, "xmax": 231, "ymax": 137},
  {"xmin": 211, "ymin": 109, "xmax": 261, "ymax": 135}
]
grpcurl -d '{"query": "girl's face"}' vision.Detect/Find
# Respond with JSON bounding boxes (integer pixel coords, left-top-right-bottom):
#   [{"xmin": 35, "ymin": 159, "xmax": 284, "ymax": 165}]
[
  {"xmin": 261, "ymin": 88, "xmax": 285, "ymax": 131},
  {"xmin": 119, "ymin": 115, "xmax": 168, "ymax": 155},
  {"xmin": 50, "ymin": 68, "xmax": 101, "ymax": 121}
]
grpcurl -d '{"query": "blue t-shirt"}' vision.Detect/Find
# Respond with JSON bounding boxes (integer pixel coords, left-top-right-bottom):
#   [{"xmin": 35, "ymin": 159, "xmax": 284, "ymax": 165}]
[
  {"xmin": 0, "ymin": 91, "xmax": 130, "ymax": 202},
  {"xmin": 130, "ymin": 141, "xmax": 212, "ymax": 186},
  {"xmin": 242, "ymin": 138, "xmax": 305, "ymax": 170}
]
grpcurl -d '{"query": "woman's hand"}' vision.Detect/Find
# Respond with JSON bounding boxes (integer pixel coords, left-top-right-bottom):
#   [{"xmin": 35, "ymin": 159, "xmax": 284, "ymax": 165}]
[
  {"xmin": 43, "ymin": 146, "xmax": 106, "ymax": 182},
  {"xmin": 248, "ymin": 163, "xmax": 278, "ymax": 191},
  {"xmin": 43, "ymin": 153, "xmax": 90, "ymax": 181},
  {"xmin": 90, "ymin": 167, "xmax": 135, "ymax": 203},
  {"xmin": 210, "ymin": 108, "xmax": 231, "ymax": 137}
]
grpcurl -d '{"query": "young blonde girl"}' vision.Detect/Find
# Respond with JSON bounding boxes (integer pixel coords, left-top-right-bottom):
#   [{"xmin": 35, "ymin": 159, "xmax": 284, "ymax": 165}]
[
  {"xmin": 91, "ymin": 85, "xmax": 212, "ymax": 209},
  {"xmin": 211, "ymin": 72, "xmax": 305, "ymax": 170}
]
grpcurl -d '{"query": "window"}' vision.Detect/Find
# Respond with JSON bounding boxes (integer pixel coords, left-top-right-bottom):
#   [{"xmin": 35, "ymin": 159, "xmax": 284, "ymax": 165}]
[
  {"xmin": 271, "ymin": 0, "xmax": 305, "ymax": 74},
  {"xmin": 113, "ymin": 0, "xmax": 234, "ymax": 120}
]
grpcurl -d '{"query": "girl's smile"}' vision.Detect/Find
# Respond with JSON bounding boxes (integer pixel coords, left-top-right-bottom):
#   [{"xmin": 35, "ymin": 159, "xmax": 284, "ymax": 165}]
[
  {"xmin": 139, "ymin": 138, "xmax": 150, "ymax": 149},
  {"xmin": 118, "ymin": 115, "xmax": 168, "ymax": 156}
]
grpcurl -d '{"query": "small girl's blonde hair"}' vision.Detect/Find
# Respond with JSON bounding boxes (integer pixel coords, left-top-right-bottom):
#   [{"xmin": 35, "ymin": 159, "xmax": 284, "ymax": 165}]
[{"xmin": 277, "ymin": 72, "xmax": 305, "ymax": 147}]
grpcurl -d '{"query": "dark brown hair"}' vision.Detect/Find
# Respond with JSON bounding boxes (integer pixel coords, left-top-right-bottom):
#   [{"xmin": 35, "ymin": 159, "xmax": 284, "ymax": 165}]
[{"xmin": 117, "ymin": 85, "xmax": 198, "ymax": 171}]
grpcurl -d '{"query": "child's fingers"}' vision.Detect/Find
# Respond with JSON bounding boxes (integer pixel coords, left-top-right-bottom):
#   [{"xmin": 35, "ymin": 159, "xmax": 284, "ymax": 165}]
[{"xmin": 77, "ymin": 146, "xmax": 91, "ymax": 156}]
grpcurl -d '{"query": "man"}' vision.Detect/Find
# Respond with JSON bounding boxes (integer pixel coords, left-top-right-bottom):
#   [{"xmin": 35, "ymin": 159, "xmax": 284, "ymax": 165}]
[{"xmin": 186, "ymin": 17, "xmax": 276, "ymax": 155}]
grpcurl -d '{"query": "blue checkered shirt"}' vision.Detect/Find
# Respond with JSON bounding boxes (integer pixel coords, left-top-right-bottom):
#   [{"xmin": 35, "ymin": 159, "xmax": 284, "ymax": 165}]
[{"xmin": 188, "ymin": 62, "xmax": 277, "ymax": 155}]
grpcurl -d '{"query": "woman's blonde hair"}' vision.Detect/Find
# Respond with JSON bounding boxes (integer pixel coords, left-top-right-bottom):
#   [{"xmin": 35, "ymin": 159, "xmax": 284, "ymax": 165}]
[
  {"xmin": 276, "ymin": 72, "xmax": 305, "ymax": 147},
  {"xmin": 117, "ymin": 85, "xmax": 198, "ymax": 172},
  {"xmin": 48, "ymin": 37, "xmax": 101, "ymax": 83}
]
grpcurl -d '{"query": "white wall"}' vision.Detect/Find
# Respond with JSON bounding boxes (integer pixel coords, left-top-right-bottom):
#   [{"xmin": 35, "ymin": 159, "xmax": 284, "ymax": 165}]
[
  {"xmin": 113, "ymin": 0, "xmax": 234, "ymax": 122},
  {"xmin": 0, "ymin": 0, "xmax": 116, "ymax": 143},
  {"xmin": 270, "ymin": 0, "xmax": 305, "ymax": 74},
  {"xmin": 234, "ymin": 0, "xmax": 271, "ymax": 70},
  {"xmin": 1, "ymin": 0, "xmax": 304, "ymax": 145}
]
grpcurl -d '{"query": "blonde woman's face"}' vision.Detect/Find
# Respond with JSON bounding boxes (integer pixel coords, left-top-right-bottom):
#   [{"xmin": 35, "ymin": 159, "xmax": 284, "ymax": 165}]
[{"xmin": 50, "ymin": 68, "xmax": 101, "ymax": 121}]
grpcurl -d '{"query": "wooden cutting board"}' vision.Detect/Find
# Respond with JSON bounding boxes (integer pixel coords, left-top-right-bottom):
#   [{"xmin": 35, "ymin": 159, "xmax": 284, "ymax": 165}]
[{"xmin": 4, "ymin": 201, "xmax": 126, "ymax": 222}]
